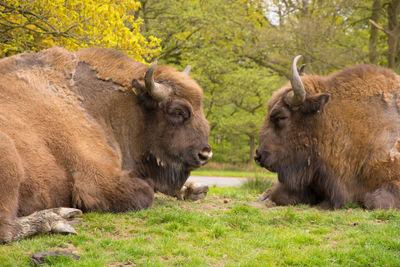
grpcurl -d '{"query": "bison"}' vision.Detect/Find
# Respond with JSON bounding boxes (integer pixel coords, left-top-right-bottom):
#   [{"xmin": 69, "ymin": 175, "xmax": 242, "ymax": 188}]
[
  {"xmin": 0, "ymin": 47, "xmax": 212, "ymax": 243},
  {"xmin": 255, "ymin": 55, "xmax": 400, "ymax": 210}
]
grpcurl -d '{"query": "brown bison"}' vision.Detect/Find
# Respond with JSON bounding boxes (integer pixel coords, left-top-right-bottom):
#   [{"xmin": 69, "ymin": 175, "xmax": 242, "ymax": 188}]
[
  {"xmin": 0, "ymin": 47, "xmax": 212, "ymax": 243},
  {"xmin": 255, "ymin": 55, "xmax": 400, "ymax": 210}
]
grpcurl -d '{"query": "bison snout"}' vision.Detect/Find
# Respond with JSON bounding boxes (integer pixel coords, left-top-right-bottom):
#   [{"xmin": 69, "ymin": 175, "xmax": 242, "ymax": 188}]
[
  {"xmin": 254, "ymin": 149, "xmax": 265, "ymax": 166},
  {"xmin": 198, "ymin": 145, "xmax": 212, "ymax": 165},
  {"xmin": 183, "ymin": 145, "xmax": 212, "ymax": 168},
  {"xmin": 255, "ymin": 149, "xmax": 276, "ymax": 172}
]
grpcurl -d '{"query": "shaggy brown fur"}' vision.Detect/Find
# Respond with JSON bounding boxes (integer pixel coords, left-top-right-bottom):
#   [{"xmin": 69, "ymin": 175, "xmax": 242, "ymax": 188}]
[
  {"xmin": 256, "ymin": 64, "xmax": 400, "ymax": 209},
  {"xmin": 0, "ymin": 47, "xmax": 210, "ymax": 242}
]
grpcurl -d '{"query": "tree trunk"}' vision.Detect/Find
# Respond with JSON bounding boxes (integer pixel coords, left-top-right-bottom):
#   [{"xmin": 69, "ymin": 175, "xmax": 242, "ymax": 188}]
[
  {"xmin": 138, "ymin": 0, "xmax": 148, "ymax": 33},
  {"xmin": 370, "ymin": 0, "xmax": 400, "ymax": 72},
  {"xmin": 248, "ymin": 133, "xmax": 256, "ymax": 166},
  {"xmin": 386, "ymin": 0, "xmax": 400, "ymax": 71},
  {"xmin": 369, "ymin": 0, "xmax": 381, "ymax": 64}
]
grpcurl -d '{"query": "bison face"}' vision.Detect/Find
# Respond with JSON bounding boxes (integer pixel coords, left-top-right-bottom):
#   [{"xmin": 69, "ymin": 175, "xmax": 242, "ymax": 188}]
[
  {"xmin": 157, "ymin": 98, "xmax": 212, "ymax": 170},
  {"xmin": 255, "ymin": 56, "xmax": 330, "ymax": 190},
  {"xmin": 132, "ymin": 62, "xmax": 211, "ymax": 194},
  {"xmin": 255, "ymin": 100, "xmax": 291, "ymax": 173}
]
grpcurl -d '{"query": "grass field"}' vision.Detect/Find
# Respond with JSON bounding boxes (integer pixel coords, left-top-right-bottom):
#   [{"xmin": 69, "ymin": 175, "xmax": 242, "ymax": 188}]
[{"xmin": 1, "ymin": 180, "xmax": 400, "ymax": 266}]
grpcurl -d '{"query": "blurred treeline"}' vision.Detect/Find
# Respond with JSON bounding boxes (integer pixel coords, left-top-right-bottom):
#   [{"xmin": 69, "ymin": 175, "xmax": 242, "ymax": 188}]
[{"xmin": 1, "ymin": 0, "xmax": 399, "ymax": 166}]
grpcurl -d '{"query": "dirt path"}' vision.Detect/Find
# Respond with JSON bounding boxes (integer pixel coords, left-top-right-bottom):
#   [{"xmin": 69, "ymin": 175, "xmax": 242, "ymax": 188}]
[{"xmin": 187, "ymin": 176, "xmax": 246, "ymax": 187}]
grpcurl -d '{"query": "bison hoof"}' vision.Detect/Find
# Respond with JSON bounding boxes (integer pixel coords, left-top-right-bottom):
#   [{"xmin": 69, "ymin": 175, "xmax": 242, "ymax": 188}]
[
  {"xmin": 19, "ymin": 208, "xmax": 83, "ymax": 236},
  {"xmin": 50, "ymin": 208, "xmax": 82, "ymax": 234},
  {"xmin": 176, "ymin": 182, "xmax": 209, "ymax": 201},
  {"xmin": 257, "ymin": 195, "xmax": 270, "ymax": 202},
  {"xmin": 257, "ymin": 189, "xmax": 272, "ymax": 202}
]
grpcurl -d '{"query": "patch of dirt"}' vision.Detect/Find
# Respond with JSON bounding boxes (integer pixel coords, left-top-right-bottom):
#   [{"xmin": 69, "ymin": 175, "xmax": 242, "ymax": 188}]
[
  {"xmin": 154, "ymin": 193, "xmax": 175, "ymax": 201},
  {"xmin": 248, "ymin": 201, "xmax": 277, "ymax": 209},
  {"xmin": 56, "ymin": 243, "xmax": 83, "ymax": 255},
  {"xmin": 108, "ymin": 260, "xmax": 137, "ymax": 266},
  {"xmin": 110, "ymin": 227, "xmax": 136, "ymax": 240},
  {"xmin": 155, "ymin": 193, "xmax": 281, "ymax": 213},
  {"xmin": 178, "ymin": 195, "xmax": 233, "ymax": 211}
]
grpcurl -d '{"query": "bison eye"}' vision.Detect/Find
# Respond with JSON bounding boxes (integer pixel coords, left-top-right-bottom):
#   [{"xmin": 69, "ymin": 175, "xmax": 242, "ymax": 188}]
[
  {"xmin": 166, "ymin": 100, "xmax": 192, "ymax": 125},
  {"xmin": 270, "ymin": 115, "xmax": 288, "ymax": 128}
]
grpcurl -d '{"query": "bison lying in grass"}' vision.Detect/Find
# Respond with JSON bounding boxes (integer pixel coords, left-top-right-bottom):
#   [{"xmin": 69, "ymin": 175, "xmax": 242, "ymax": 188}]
[
  {"xmin": 0, "ymin": 47, "xmax": 211, "ymax": 243},
  {"xmin": 255, "ymin": 56, "xmax": 400, "ymax": 210}
]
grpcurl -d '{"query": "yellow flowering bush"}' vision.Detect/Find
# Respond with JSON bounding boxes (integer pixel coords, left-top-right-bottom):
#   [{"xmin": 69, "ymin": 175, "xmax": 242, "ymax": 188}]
[{"xmin": 0, "ymin": 0, "xmax": 161, "ymax": 62}]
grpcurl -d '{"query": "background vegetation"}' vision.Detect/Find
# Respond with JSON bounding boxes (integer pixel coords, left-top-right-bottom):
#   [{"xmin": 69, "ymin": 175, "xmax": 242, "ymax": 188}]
[
  {"xmin": 1, "ymin": 0, "xmax": 399, "ymax": 166},
  {"xmin": 137, "ymin": 0, "xmax": 400, "ymax": 166}
]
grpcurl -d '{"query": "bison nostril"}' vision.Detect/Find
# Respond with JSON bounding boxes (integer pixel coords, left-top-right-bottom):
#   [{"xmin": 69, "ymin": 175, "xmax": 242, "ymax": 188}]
[
  {"xmin": 198, "ymin": 150, "xmax": 212, "ymax": 165},
  {"xmin": 203, "ymin": 145, "xmax": 211, "ymax": 152},
  {"xmin": 198, "ymin": 153, "xmax": 208, "ymax": 161}
]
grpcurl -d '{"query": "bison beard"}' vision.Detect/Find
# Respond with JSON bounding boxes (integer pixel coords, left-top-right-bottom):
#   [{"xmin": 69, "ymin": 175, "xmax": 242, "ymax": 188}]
[
  {"xmin": 0, "ymin": 47, "xmax": 211, "ymax": 243},
  {"xmin": 256, "ymin": 55, "xmax": 400, "ymax": 210},
  {"xmin": 136, "ymin": 153, "xmax": 190, "ymax": 196}
]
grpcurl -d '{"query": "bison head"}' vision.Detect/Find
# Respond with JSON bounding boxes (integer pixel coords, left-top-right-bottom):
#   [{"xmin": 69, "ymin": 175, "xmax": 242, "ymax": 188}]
[
  {"xmin": 255, "ymin": 56, "xmax": 330, "ymax": 190},
  {"xmin": 132, "ymin": 62, "xmax": 211, "ymax": 195}
]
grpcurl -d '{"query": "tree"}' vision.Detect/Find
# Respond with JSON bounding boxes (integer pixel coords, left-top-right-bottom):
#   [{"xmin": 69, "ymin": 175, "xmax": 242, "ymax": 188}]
[
  {"xmin": 244, "ymin": 0, "xmax": 370, "ymax": 77},
  {"xmin": 214, "ymin": 67, "xmax": 281, "ymax": 165},
  {"xmin": 369, "ymin": 0, "xmax": 382, "ymax": 64},
  {"xmin": 369, "ymin": 0, "xmax": 400, "ymax": 71},
  {"xmin": 0, "ymin": 0, "xmax": 161, "ymax": 62},
  {"xmin": 136, "ymin": 0, "xmax": 279, "ymax": 165},
  {"xmin": 136, "ymin": 0, "xmax": 399, "ymax": 166}
]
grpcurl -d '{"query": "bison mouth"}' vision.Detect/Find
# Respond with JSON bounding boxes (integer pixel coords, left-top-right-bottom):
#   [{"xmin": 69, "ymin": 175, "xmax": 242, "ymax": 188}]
[{"xmin": 254, "ymin": 151, "xmax": 277, "ymax": 172}]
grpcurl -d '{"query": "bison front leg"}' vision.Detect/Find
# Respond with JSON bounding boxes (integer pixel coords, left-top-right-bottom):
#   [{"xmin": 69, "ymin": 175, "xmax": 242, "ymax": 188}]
[
  {"xmin": 72, "ymin": 172, "xmax": 154, "ymax": 212},
  {"xmin": 258, "ymin": 183, "xmax": 306, "ymax": 206},
  {"xmin": 175, "ymin": 182, "xmax": 209, "ymax": 201},
  {"xmin": 3, "ymin": 208, "xmax": 83, "ymax": 243}
]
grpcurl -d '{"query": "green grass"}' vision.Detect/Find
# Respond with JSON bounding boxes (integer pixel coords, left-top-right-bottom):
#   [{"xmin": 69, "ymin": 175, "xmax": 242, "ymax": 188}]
[
  {"xmin": 241, "ymin": 177, "xmax": 276, "ymax": 194},
  {"xmin": 1, "ymin": 185, "xmax": 400, "ymax": 266}
]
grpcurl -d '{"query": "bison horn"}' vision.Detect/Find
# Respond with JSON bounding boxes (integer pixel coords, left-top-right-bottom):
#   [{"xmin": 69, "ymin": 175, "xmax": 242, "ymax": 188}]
[
  {"xmin": 145, "ymin": 61, "xmax": 171, "ymax": 102},
  {"xmin": 286, "ymin": 55, "xmax": 306, "ymax": 106},
  {"xmin": 182, "ymin": 65, "xmax": 191, "ymax": 75}
]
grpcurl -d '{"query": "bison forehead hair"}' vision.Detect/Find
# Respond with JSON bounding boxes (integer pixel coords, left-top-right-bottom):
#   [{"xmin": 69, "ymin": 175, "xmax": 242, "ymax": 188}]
[
  {"xmin": 77, "ymin": 48, "xmax": 204, "ymax": 108},
  {"xmin": 256, "ymin": 56, "xmax": 400, "ymax": 210}
]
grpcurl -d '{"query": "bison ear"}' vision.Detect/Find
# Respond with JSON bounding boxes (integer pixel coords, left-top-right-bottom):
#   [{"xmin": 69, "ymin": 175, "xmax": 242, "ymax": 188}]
[
  {"xmin": 132, "ymin": 78, "xmax": 158, "ymax": 110},
  {"xmin": 182, "ymin": 65, "xmax": 191, "ymax": 75},
  {"xmin": 299, "ymin": 64, "xmax": 306, "ymax": 76},
  {"xmin": 301, "ymin": 93, "xmax": 330, "ymax": 114}
]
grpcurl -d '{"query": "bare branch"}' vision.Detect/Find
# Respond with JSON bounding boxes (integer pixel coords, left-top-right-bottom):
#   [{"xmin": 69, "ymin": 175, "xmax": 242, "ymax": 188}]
[{"xmin": 369, "ymin": 19, "xmax": 393, "ymax": 36}]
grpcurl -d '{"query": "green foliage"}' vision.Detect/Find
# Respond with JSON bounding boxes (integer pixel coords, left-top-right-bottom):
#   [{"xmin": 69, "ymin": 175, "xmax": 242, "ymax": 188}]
[
  {"xmin": 137, "ymin": 0, "xmax": 398, "ymax": 165},
  {"xmin": 138, "ymin": 0, "xmax": 285, "ymax": 164}
]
